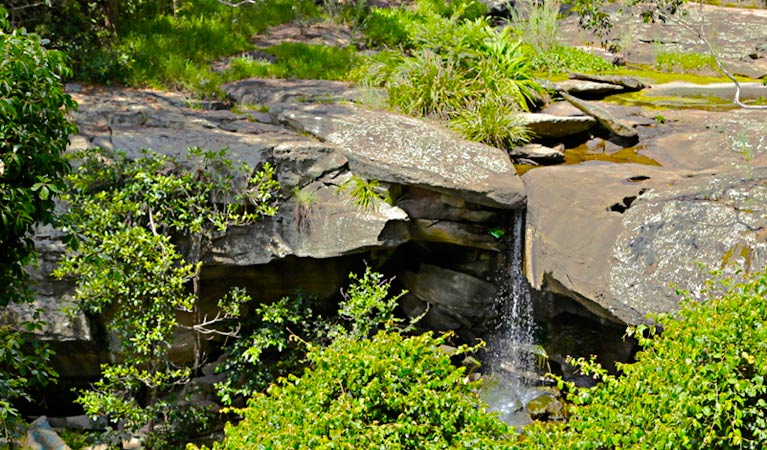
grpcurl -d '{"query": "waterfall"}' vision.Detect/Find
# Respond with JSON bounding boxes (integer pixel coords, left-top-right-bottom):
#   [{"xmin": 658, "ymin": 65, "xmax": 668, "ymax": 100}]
[{"xmin": 482, "ymin": 208, "xmax": 539, "ymax": 425}]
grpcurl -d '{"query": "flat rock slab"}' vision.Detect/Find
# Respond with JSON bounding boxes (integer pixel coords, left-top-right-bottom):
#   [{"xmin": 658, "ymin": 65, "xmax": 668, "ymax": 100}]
[
  {"xmin": 569, "ymin": 73, "xmax": 647, "ymax": 91},
  {"xmin": 224, "ymin": 78, "xmax": 384, "ymax": 107},
  {"xmin": 561, "ymin": 92, "xmax": 638, "ymax": 139},
  {"xmin": 518, "ymin": 112, "xmax": 596, "ymax": 139},
  {"xmin": 554, "ymin": 79, "xmax": 625, "ymax": 98},
  {"xmin": 557, "ymin": 4, "xmax": 767, "ymax": 79},
  {"xmin": 524, "ymin": 162, "xmax": 767, "ymax": 325},
  {"xmin": 277, "ymin": 103, "xmax": 526, "ymax": 208},
  {"xmin": 644, "ymin": 81, "xmax": 767, "ymax": 102}
]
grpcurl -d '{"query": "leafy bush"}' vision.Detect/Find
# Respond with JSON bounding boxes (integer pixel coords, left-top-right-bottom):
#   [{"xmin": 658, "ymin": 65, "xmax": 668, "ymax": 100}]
[
  {"xmin": 0, "ymin": 8, "xmax": 72, "ymax": 432},
  {"xmin": 195, "ymin": 268, "xmax": 510, "ymax": 449},
  {"xmin": 519, "ymin": 268, "xmax": 767, "ymax": 449},
  {"xmin": 205, "ymin": 331, "xmax": 510, "ymax": 450},
  {"xmin": 55, "ymin": 148, "xmax": 280, "ymax": 449},
  {"xmin": 0, "ymin": 10, "xmax": 77, "ymax": 306},
  {"xmin": 215, "ymin": 268, "xmax": 400, "ymax": 406}
]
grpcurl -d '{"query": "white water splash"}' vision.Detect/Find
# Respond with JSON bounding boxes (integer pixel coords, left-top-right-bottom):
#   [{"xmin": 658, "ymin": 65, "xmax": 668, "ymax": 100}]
[{"xmin": 482, "ymin": 209, "xmax": 538, "ymax": 425}]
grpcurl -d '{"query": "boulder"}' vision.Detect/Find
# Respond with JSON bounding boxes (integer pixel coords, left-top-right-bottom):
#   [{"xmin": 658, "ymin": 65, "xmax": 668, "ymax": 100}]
[
  {"xmin": 25, "ymin": 416, "xmax": 71, "ymax": 450},
  {"xmin": 276, "ymin": 103, "xmax": 526, "ymax": 209},
  {"xmin": 402, "ymin": 264, "xmax": 498, "ymax": 321},
  {"xmin": 524, "ymin": 163, "xmax": 767, "ymax": 325},
  {"xmin": 554, "ymin": 79, "xmax": 625, "ymax": 98},
  {"xmin": 561, "ymin": 92, "xmax": 638, "ymax": 139},
  {"xmin": 224, "ymin": 78, "xmax": 381, "ymax": 106},
  {"xmin": 568, "ymin": 73, "xmax": 647, "ymax": 91},
  {"xmin": 517, "ymin": 112, "xmax": 596, "ymax": 139},
  {"xmin": 509, "ymin": 143, "xmax": 565, "ymax": 163}
]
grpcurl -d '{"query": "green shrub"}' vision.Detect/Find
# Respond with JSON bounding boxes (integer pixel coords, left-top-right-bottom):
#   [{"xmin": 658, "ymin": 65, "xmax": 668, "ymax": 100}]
[
  {"xmin": 360, "ymin": 7, "xmax": 415, "ymax": 48},
  {"xmin": 55, "ymin": 148, "xmax": 280, "ymax": 449},
  {"xmin": 201, "ymin": 331, "xmax": 509, "ymax": 450},
  {"xmin": 519, "ymin": 268, "xmax": 767, "ymax": 449},
  {"xmin": 0, "ymin": 9, "xmax": 71, "ymax": 432}
]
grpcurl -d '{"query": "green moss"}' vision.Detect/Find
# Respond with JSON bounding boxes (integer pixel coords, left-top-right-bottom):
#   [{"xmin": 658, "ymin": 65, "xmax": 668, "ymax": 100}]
[{"xmin": 605, "ymin": 65, "xmax": 756, "ymax": 84}]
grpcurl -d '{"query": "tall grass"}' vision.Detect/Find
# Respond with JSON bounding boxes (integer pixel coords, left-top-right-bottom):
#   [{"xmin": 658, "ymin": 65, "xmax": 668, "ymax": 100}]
[
  {"xmin": 510, "ymin": 0, "xmax": 561, "ymax": 53},
  {"xmin": 357, "ymin": 10, "xmax": 541, "ymax": 149}
]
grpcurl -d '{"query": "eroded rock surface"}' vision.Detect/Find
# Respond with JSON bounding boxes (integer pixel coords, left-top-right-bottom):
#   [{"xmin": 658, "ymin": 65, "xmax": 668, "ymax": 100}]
[
  {"xmin": 524, "ymin": 162, "xmax": 767, "ymax": 325},
  {"xmin": 276, "ymin": 103, "xmax": 526, "ymax": 209}
]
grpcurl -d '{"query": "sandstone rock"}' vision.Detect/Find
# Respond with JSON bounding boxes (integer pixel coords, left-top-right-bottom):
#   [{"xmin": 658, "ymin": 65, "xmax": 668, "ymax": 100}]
[
  {"xmin": 509, "ymin": 143, "xmax": 565, "ymax": 163},
  {"xmin": 402, "ymin": 265, "xmax": 498, "ymax": 318},
  {"xmin": 25, "ymin": 416, "xmax": 71, "ymax": 450},
  {"xmin": 396, "ymin": 187, "xmax": 499, "ymax": 223},
  {"xmin": 561, "ymin": 92, "xmax": 638, "ymax": 139},
  {"xmin": 277, "ymin": 103, "xmax": 526, "ymax": 209},
  {"xmin": 517, "ymin": 112, "xmax": 596, "ymax": 139},
  {"xmin": 410, "ymin": 219, "xmax": 500, "ymax": 250},
  {"xmin": 224, "ymin": 78, "xmax": 381, "ymax": 107},
  {"xmin": 568, "ymin": 73, "xmax": 647, "ymax": 91},
  {"xmin": 554, "ymin": 79, "xmax": 625, "ymax": 98},
  {"xmin": 524, "ymin": 163, "xmax": 767, "ymax": 325}
]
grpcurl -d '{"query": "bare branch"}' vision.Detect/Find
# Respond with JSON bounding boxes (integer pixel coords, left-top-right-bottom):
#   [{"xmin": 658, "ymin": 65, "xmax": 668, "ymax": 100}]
[
  {"xmin": 214, "ymin": 0, "xmax": 261, "ymax": 6},
  {"xmin": 180, "ymin": 311, "xmax": 242, "ymax": 338},
  {"xmin": 670, "ymin": 1, "xmax": 767, "ymax": 110}
]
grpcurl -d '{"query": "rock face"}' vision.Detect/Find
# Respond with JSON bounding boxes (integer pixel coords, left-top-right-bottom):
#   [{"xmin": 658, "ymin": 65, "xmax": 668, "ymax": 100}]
[
  {"xmin": 518, "ymin": 112, "xmax": 597, "ymax": 139},
  {"xmin": 9, "ymin": 81, "xmax": 526, "ymax": 412},
  {"xmin": 276, "ymin": 103, "xmax": 526, "ymax": 209},
  {"xmin": 524, "ymin": 162, "xmax": 767, "ymax": 325}
]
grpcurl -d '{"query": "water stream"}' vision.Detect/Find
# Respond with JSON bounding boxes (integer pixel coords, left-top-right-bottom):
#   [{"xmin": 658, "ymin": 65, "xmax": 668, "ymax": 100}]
[{"xmin": 482, "ymin": 209, "xmax": 540, "ymax": 425}]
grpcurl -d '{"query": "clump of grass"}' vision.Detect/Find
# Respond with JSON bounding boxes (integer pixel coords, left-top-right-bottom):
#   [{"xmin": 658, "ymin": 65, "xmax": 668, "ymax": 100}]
[
  {"xmin": 449, "ymin": 95, "xmax": 534, "ymax": 148},
  {"xmin": 510, "ymin": 0, "xmax": 561, "ymax": 53},
  {"xmin": 531, "ymin": 45, "xmax": 615, "ymax": 75},
  {"xmin": 357, "ymin": 12, "xmax": 541, "ymax": 149},
  {"xmin": 224, "ymin": 43, "xmax": 361, "ymax": 81},
  {"xmin": 337, "ymin": 176, "xmax": 388, "ymax": 211},
  {"xmin": 655, "ymin": 51, "xmax": 717, "ymax": 73}
]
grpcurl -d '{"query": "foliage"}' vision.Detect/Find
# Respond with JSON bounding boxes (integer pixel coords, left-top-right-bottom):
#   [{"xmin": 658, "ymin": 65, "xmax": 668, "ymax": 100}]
[
  {"xmin": 0, "ymin": 318, "xmax": 58, "ymax": 439},
  {"xmin": 518, "ymin": 267, "xmax": 767, "ymax": 449},
  {"xmin": 337, "ymin": 175, "xmax": 389, "ymax": 210},
  {"xmin": 358, "ymin": 9, "xmax": 540, "ymax": 148},
  {"xmin": 510, "ymin": 0, "xmax": 561, "ymax": 53},
  {"xmin": 214, "ymin": 267, "xmax": 400, "ymax": 406},
  {"xmin": 449, "ymin": 95, "xmax": 534, "ymax": 149},
  {"xmin": 0, "ymin": 8, "xmax": 71, "ymax": 433},
  {"xmin": 193, "ymin": 268, "xmax": 510, "ymax": 450},
  {"xmin": 54, "ymin": 147, "xmax": 280, "ymax": 449},
  {"xmin": 206, "ymin": 332, "xmax": 510, "ymax": 450},
  {"xmin": 0, "ymin": 10, "xmax": 77, "ymax": 306},
  {"xmin": 530, "ymin": 45, "xmax": 615, "ymax": 75},
  {"xmin": 655, "ymin": 50, "xmax": 717, "ymax": 73},
  {"xmin": 213, "ymin": 294, "xmax": 331, "ymax": 406},
  {"xmin": 222, "ymin": 43, "xmax": 360, "ymax": 82},
  {"xmin": 352, "ymin": 0, "xmax": 482, "ymax": 50}
]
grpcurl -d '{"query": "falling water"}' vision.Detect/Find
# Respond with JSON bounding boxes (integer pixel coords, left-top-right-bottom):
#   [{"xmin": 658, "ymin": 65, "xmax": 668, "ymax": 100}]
[{"xmin": 482, "ymin": 208, "xmax": 539, "ymax": 425}]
